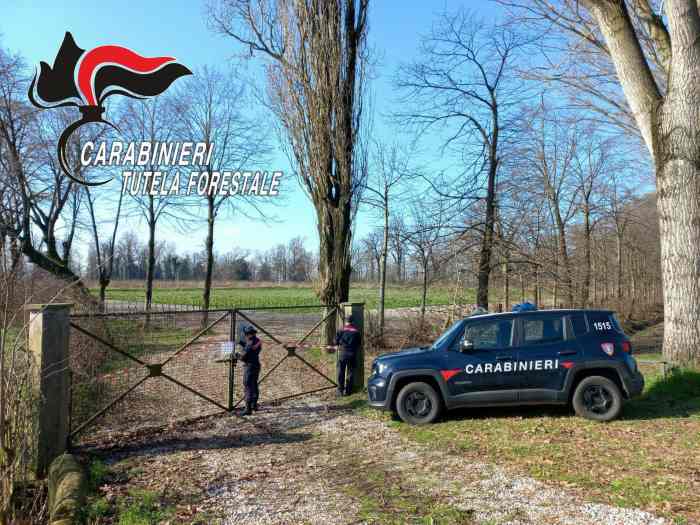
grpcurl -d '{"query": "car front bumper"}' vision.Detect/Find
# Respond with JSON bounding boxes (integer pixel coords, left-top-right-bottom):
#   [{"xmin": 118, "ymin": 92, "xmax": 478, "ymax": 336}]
[{"xmin": 367, "ymin": 374, "xmax": 390, "ymax": 410}]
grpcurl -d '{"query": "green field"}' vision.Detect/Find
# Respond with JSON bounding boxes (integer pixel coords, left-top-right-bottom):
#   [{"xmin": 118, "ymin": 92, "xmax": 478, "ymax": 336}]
[{"xmin": 98, "ymin": 284, "xmax": 480, "ymax": 310}]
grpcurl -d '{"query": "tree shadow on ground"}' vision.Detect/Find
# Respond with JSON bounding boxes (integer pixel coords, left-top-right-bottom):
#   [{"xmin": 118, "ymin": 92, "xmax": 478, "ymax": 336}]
[
  {"xmin": 84, "ymin": 430, "xmax": 314, "ymax": 462},
  {"xmin": 76, "ymin": 398, "xmax": 361, "ymax": 460},
  {"xmin": 445, "ymin": 404, "xmax": 572, "ymax": 422},
  {"xmin": 623, "ymin": 369, "xmax": 700, "ymax": 420}
]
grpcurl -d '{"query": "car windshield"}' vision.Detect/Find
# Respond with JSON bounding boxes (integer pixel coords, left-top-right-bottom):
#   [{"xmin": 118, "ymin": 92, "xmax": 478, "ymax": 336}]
[{"xmin": 431, "ymin": 320, "xmax": 465, "ymax": 351}]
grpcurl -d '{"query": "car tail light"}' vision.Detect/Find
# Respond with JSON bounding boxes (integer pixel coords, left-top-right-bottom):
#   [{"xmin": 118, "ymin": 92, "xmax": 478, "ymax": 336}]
[{"xmin": 622, "ymin": 341, "xmax": 632, "ymax": 354}]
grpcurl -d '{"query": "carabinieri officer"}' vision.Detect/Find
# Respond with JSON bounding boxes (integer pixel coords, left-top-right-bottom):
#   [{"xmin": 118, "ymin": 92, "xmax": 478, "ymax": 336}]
[
  {"xmin": 238, "ymin": 325, "xmax": 262, "ymax": 416},
  {"xmin": 334, "ymin": 316, "xmax": 361, "ymax": 396}
]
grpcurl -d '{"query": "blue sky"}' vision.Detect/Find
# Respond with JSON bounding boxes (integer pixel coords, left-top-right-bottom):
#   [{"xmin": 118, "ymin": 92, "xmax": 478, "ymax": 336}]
[{"xmin": 2, "ymin": 0, "xmax": 503, "ymax": 256}]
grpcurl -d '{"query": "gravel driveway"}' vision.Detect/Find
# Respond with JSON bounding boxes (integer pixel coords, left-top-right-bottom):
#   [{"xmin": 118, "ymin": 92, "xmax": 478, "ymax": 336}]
[{"xmin": 94, "ymin": 397, "xmax": 668, "ymax": 525}]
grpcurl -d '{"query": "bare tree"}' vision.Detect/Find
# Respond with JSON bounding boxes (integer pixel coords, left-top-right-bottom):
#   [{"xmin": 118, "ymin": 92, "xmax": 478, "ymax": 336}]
[
  {"xmin": 84, "ymin": 184, "xmax": 124, "ymax": 310},
  {"xmin": 603, "ymin": 171, "xmax": 635, "ymax": 301},
  {"xmin": 362, "ymin": 140, "xmax": 414, "ymax": 333},
  {"xmin": 389, "ymin": 216, "xmax": 408, "ymax": 282},
  {"xmin": 572, "ymin": 132, "xmax": 615, "ymax": 307},
  {"xmin": 500, "ymin": 0, "xmax": 700, "ymax": 366},
  {"xmin": 120, "ymin": 97, "xmax": 185, "ymax": 311},
  {"xmin": 209, "ymin": 0, "xmax": 370, "ymax": 338},
  {"xmin": 521, "ymin": 103, "xmax": 584, "ymax": 307},
  {"xmin": 0, "ymin": 49, "xmax": 101, "ymax": 311},
  {"xmin": 173, "ymin": 66, "xmax": 270, "ymax": 315},
  {"xmin": 396, "ymin": 9, "xmax": 525, "ymax": 309},
  {"xmin": 405, "ymin": 200, "xmax": 449, "ymax": 323},
  {"xmin": 360, "ymin": 230, "xmax": 382, "ymax": 282}
]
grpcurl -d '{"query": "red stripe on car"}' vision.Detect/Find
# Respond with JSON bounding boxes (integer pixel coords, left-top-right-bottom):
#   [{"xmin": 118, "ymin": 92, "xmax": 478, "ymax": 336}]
[{"xmin": 441, "ymin": 369, "xmax": 461, "ymax": 381}]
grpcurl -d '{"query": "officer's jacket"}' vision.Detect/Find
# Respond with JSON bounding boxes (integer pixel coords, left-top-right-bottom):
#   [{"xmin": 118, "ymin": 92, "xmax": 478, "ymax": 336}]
[
  {"xmin": 335, "ymin": 324, "xmax": 360, "ymax": 357},
  {"xmin": 240, "ymin": 336, "xmax": 262, "ymax": 366}
]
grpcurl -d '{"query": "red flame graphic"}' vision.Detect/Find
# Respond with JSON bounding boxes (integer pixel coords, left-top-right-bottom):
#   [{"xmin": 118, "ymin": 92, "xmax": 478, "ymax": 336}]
[{"xmin": 77, "ymin": 45, "xmax": 175, "ymax": 105}]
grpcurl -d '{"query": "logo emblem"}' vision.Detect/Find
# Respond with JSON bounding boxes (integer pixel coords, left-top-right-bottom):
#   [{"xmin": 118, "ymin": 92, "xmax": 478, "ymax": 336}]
[
  {"xmin": 601, "ymin": 343, "xmax": 615, "ymax": 356},
  {"xmin": 29, "ymin": 32, "xmax": 191, "ymax": 186}
]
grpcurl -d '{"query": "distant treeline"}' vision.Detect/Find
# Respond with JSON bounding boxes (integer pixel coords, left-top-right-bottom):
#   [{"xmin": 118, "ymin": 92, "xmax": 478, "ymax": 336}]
[{"xmin": 85, "ymin": 235, "xmax": 316, "ymax": 283}]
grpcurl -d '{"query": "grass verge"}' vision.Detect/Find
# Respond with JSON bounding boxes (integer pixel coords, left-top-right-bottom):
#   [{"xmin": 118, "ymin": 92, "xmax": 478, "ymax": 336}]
[
  {"xmin": 82, "ymin": 459, "xmax": 203, "ymax": 524},
  {"xmin": 343, "ymin": 463, "xmax": 475, "ymax": 525},
  {"xmin": 363, "ymin": 363, "xmax": 700, "ymax": 524}
]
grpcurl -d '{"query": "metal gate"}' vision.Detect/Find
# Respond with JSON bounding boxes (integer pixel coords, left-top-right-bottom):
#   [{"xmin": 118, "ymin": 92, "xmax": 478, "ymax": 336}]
[{"xmin": 68, "ymin": 305, "xmax": 341, "ymax": 445}]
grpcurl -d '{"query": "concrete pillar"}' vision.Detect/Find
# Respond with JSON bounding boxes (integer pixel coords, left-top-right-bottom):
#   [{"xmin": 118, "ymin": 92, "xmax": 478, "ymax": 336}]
[
  {"xmin": 25, "ymin": 303, "xmax": 72, "ymax": 478},
  {"xmin": 340, "ymin": 302, "xmax": 364, "ymax": 393}
]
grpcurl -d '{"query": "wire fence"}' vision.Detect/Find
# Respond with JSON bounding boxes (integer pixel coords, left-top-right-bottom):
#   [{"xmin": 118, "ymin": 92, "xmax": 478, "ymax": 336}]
[{"xmin": 68, "ymin": 305, "xmax": 341, "ymax": 446}]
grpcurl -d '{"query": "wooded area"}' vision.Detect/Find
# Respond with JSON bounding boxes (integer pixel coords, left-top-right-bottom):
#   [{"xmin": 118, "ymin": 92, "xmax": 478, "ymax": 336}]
[{"xmin": 0, "ymin": 1, "xmax": 671, "ymax": 345}]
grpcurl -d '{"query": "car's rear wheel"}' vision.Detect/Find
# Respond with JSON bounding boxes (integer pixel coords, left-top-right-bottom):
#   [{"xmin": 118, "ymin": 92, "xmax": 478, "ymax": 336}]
[
  {"xmin": 395, "ymin": 382, "xmax": 442, "ymax": 425},
  {"xmin": 572, "ymin": 376, "xmax": 623, "ymax": 422}
]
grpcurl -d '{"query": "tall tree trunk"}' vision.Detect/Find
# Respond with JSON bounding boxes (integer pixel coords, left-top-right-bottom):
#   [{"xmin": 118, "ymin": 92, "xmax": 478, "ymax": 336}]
[
  {"xmin": 615, "ymin": 232, "xmax": 623, "ymax": 300},
  {"xmin": 145, "ymin": 198, "xmax": 156, "ymax": 312},
  {"xmin": 582, "ymin": 205, "xmax": 592, "ymax": 308},
  {"xmin": 593, "ymin": 253, "xmax": 598, "ymax": 305},
  {"xmin": 476, "ymin": 156, "xmax": 498, "ymax": 308},
  {"xmin": 656, "ymin": 155, "xmax": 700, "ymax": 365},
  {"xmin": 553, "ymin": 256, "xmax": 559, "ymax": 308},
  {"xmin": 99, "ymin": 280, "xmax": 108, "ymax": 313},
  {"xmin": 202, "ymin": 194, "xmax": 215, "ymax": 323},
  {"xmin": 420, "ymin": 259, "xmax": 428, "ymax": 325},
  {"xmin": 657, "ymin": 53, "xmax": 700, "ymax": 365},
  {"xmin": 602, "ymin": 253, "xmax": 609, "ymax": 301},
  {"xmin": 378, "ymin": 204, "xmax": 389, "ymax": 336},
  {"xmin": 630, "ymin": 252, "xmax": 638, "ymax": 314},
  {"xmin": 101, "ymin": 189, "xmax": 124, "ymax": 313},
  {"xmin": 533, "ymin": 265, "xmax": 540, "ymax": 307},
  {"xmin": 580, "ymin": 0, "xmax": 700, "ymax": 365},
  {"xmin": 502, "ymin": 259, "xmax": 510, "ymax": 310},
  {"xmin": 555, "ymin": 220, "xmax": 574, "ymax": 307},
  {"xmin": 318, "ymin": 204, "xmax": 352, "ymax": 343}
]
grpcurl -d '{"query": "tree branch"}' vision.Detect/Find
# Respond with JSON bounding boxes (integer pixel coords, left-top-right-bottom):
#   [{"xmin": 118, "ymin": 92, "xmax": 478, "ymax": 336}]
[{"xmin": 582, "ymin": 0, "xmax": 662, "ymax": 157}]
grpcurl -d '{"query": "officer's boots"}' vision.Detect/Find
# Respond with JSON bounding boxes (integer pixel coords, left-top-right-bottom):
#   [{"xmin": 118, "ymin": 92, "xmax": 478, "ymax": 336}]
[{"xmin": 242, "ymin": 402, "xmax": 253, "ymax": 416}]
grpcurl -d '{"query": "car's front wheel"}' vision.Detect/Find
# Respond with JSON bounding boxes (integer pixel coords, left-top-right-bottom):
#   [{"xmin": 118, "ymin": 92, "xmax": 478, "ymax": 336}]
[
  {"xmin": 395, "ymin": 381, "xmax": 442, "ymax": 425},
  {"xmin": 572, "ymin": 375, "xmax": 623, "ymax": 422}
]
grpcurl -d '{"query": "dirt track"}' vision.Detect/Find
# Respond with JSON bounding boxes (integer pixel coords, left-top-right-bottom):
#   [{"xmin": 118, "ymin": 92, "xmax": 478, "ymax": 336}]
[{"xmin": 90, "ymin": 397, "xmax": 667, "ymax": 525}]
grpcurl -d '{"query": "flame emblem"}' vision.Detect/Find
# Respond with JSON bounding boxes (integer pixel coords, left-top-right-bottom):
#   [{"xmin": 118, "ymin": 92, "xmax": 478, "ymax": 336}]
[{"xmin": 29, "ymin": 32, "xmax": 191, "ymax": 186}]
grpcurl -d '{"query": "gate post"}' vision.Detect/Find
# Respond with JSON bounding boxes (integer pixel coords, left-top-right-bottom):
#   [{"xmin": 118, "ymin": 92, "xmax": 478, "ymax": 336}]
[
  {"xmin": 340, "ymin": 302, "xmax": 365, "ymax": 394},
  {"xmin": 228, "ymin": 309, "xmax": 237, "ymax": 411},
  {"xmin": 25, "ymin": 303, "xmax": 72, "ymax": 478}
]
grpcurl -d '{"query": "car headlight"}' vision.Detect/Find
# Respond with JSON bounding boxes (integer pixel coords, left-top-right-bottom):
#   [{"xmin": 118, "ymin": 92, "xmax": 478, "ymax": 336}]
[{"xmin": 376, "ymin": 362, "xmax": 389, "ymax": 376}]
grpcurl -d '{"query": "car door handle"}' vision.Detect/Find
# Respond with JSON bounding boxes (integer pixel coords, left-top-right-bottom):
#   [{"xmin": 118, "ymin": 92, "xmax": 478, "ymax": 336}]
[
  {"xmin": 557, "ymin": 350, "xmax": 577, "ymax": 356},
  {"xmin": 495, "ymin": 356, "xmax": 512, "ymax": 361}
]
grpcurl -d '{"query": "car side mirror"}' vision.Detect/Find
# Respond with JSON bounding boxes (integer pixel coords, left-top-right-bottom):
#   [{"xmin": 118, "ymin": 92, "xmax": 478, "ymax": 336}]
[{"xmin": 460, "ymin": 339, "xmax": 474, "ymax": 352}]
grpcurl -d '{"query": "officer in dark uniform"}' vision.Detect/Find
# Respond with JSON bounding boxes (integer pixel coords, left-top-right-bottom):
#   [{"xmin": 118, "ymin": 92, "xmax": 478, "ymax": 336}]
[
  {"xmin": 237, "ymin": 325, "xmax": 262, "ymax": 415},
  {"xmin": 335, "ymin": 316, "xmax": 361, "ymax": 396}
]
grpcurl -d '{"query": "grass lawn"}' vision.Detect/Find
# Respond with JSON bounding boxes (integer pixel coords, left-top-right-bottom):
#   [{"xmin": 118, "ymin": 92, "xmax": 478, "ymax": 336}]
[
  {"xmin": 97, "ymin": 283, "xmax": 476, "ymax": 310},
  {"xmin": 360, "ymin": 357, "xmax": 700, "ymax": 524}
]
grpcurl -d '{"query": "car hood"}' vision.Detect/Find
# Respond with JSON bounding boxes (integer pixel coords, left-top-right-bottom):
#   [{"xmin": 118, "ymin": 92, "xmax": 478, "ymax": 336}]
[{"xmin": 375, "ymin": 346, "xmax": 432, "ymax": 361}]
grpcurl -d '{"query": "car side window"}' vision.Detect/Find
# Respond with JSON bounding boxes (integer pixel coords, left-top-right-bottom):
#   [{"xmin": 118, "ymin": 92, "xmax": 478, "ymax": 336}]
[
  {"xmin": 522, "ymin": 316, "xmax": 564, "ymax": 345},
  {"xmin": 569, "ymin": 313, "xmax": 588, "ymax": 336},
  {"xmin": 462, "ymin": 319, "xmax": 513, "ymax": 350},
  {"xmin": 587, "ymin": 312, "xmax": 623, "ymax": 333}
]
